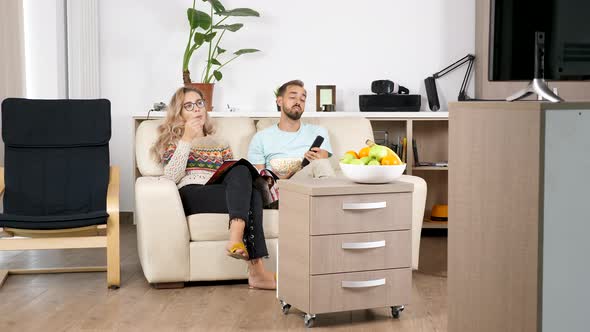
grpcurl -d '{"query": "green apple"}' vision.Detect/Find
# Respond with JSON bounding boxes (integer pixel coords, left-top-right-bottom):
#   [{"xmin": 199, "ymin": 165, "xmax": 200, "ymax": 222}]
[
  {"xmin": 349, "ymin": 159, "xmax": 364, "ymax": 165},
  {"xmin": 368, "ymin": 159, "xmax": 381, "ymax": 166},
  {"xmin": 359, "ymin": 156, "xmax": 371, "ymax": 165},
  {"xmin": 340, "ymin": 154, "xmax": 355, "ymax": 164},
  {"xmin": 369, "ymin": 144, "xmax": 388, "ymax": 161}
]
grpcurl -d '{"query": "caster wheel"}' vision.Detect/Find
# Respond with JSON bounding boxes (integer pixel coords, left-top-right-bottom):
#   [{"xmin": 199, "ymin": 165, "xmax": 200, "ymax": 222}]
[
  {"xmin": 280, "ymin": 300, "xmax": 291, "ymax": 315},
  {"xmin": 304, "ymin": 313, "xmax": 316, "ymax": 328},
  {"xmin": 391, "ymin": 305, "xmax": 405, "ymax": 319}
]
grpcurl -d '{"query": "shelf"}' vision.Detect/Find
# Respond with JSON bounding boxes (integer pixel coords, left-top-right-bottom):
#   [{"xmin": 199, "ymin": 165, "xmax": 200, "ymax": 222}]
[
  {"xmin": 413, "ymin": 166, "xmax": 448, "ymax": 171},
  {"xmin": 133, "ymin": 111, "xmax": 449, "ymax": 120},
  {"xmin": 422, "ymin": 219, "xmax": 448, "ymax": 229}
]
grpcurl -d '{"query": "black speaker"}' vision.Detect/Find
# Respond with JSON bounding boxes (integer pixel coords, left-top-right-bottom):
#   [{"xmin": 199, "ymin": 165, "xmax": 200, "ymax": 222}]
[
  {"xmin": 424, "ymin": 76, "xmax": 440, "ymax": 111},
  {"xmin": 359, "ymin": 94, "xmax": 421, "ymax": 112}
]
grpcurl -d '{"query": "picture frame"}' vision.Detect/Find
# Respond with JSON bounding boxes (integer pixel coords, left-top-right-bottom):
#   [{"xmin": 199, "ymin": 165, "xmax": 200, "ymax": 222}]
[{"xmin": 316, "ymin": 85, "xmax": 336, "ymax": 112}]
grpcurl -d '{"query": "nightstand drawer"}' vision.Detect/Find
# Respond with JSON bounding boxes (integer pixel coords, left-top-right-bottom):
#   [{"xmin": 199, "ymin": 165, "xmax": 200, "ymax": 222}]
[
  {"xmin": 310, "ymin": 193, "xmax": 412, "ymax": 235},
  {"xmin": 309, "ymin": 268, "xmax": 411, "ymax": 314},
  {"xmin": 310, "ymin": 231, "xmax": 411, "ymax": 275}
]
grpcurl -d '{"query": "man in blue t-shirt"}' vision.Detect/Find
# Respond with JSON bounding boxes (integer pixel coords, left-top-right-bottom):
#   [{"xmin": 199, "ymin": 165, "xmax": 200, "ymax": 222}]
[{"xmin": 248, "ymin": 80, "xmax": 335, "ymax": 179}]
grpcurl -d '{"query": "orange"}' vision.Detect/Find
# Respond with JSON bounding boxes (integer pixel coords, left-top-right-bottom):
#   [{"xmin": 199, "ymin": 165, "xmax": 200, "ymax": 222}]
[
  {"xmin": 358, "ymin": 146, "xmax": 371, "ymax": 158},
  {"xmin": 344, "ymin": 150, "xmax": 359, "ymax": 159},
  {"xmin": 381, "ymin": 155, "xmax": 402, "ymax": 165}
]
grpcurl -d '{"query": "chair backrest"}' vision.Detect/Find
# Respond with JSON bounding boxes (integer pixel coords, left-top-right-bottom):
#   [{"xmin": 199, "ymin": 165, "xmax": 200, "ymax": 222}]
[
  {"xmin": 0, "ymin": 98, "xmax": 111, "ymax": 229},
  {"xmin": 135, "ymin": 117, "xmax": 257, "ymax": 177}
]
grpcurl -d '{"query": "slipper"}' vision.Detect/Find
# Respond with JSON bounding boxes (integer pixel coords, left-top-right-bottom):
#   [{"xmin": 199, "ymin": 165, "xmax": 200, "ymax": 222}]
[{"xmin": 227, "ymin": 242, "xmax": 249, "ymax": 260}]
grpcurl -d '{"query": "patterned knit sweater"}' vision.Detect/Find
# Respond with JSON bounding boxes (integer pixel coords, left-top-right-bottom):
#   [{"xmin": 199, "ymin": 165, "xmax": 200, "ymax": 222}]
[{"xmin": 162, "ymin": 136, "xmax": 233, "ymax": 188}]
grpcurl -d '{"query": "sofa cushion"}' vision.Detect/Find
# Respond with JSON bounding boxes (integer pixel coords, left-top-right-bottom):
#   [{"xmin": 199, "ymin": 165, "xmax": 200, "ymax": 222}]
[
  {"xmin": 317, "ymin": 117, "xmax": 374, "ymax": 169},
  {"xmin": 210, "ymin": 117, "xmax": 257, "ymax": 159},
  {"xmin": 135, "ymin": 118, "xmax": 257, "ymax": 177},
  {"xmin": 256, "ymin": 118, "xmax": 320, "ymax": 132},
  {"xmin": 187, "ymin": 209, "xmax": 279, "ymax": 241},
  {"xmin": 255, "ymin": 117, "xmax": 374, "ymax": 170}
]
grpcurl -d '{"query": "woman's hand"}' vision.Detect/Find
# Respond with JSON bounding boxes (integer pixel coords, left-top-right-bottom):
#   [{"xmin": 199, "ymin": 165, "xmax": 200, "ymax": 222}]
[{"xmin": 181, "ymin": 116, "xmax": 205, "ymax": 142}]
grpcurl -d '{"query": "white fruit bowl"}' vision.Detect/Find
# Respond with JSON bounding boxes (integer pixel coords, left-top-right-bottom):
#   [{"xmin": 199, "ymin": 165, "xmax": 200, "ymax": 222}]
[{"xmin": 339, "ymin": 162, "xmax": 406, "ymax": 184}]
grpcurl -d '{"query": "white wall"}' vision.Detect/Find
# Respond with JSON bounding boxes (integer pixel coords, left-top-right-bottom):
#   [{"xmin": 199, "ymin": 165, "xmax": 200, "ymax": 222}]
[{"xmin": 101, "ymin": 0, "xmax": 473, "ymax": 211}]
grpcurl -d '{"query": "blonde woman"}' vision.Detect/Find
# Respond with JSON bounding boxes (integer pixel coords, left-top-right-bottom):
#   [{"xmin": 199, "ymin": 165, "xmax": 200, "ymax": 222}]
[{"xmin": 152, "ymin": 87, "xmax": 276, "ymax": 290}]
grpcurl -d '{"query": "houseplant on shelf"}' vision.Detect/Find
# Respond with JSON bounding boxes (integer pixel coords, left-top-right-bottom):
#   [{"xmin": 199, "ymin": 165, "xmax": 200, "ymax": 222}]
[{"xmin": 182, "ymin": 0, "xmax": 261, "ymax": 111}]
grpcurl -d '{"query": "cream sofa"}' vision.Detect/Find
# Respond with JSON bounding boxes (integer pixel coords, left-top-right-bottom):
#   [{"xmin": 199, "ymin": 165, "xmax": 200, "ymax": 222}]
[{"xmin": 134, "ymin": 117, "xmax": 427, "ymax": 285}]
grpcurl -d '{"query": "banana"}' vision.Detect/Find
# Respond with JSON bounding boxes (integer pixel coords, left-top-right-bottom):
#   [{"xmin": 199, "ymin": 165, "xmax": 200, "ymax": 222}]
[
  {"xmin": 365, "ymin": 138, "xmax": 402, "ymax": 162},
  {"xmin": 366, "ymin": 139, "xmax": 396, "ymax": 156}
]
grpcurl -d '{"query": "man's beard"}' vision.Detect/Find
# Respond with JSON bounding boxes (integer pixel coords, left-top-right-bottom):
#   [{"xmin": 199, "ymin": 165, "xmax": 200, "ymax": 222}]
[{"xmin": 284, "ymin": 105, "xmax": 303, "ymax": 120}]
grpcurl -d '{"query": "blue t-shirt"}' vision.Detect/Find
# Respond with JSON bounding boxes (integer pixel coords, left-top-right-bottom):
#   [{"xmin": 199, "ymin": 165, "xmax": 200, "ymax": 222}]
[{"xmin": 247, "ymin": 123, "xmax": 333, "ymax": 170}]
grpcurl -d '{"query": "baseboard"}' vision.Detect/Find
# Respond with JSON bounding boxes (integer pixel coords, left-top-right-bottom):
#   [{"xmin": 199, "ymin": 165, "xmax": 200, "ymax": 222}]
[{"xmin": 120, "ymin": 212, "xmax": 134, "ymax": 225}]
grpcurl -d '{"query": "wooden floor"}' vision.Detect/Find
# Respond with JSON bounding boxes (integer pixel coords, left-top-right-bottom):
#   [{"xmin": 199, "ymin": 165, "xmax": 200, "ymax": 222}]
[{"xmin": 0, "ymin": 225, "xmax": 448, "ymax": 331}]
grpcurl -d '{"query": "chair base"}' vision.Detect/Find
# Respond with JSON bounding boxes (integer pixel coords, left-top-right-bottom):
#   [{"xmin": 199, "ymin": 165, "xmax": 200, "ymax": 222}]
[
  {"xmin": 0, "ymin": 234, "xmax": 120, "ymax": 289},
  {"xmin": 0, "ymin": 269, "xmax": 8, "ymax": 288},
  {"xmin": 0, "ymin": 266, "xmax": 109, "ymax": 289}
]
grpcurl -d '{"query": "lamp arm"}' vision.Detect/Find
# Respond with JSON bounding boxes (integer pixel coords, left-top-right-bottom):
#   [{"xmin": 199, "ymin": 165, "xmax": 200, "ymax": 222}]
[
  {"xmin": 458, "ymin": 58, "xmax": 475, "ymax": 101},
  {"xmin": 432, "ymin": 54, "xmax": 475, "ymax": 79}
]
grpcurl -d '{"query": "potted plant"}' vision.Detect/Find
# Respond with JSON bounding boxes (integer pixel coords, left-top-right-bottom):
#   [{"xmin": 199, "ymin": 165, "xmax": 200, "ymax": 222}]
[{"xmin": 182, "ymin": 0, "xmax": 261, "ymax": 111}]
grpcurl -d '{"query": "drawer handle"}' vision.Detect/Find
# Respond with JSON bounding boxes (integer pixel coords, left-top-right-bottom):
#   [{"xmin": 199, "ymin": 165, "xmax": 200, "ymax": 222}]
[
  {"xmin": 342, "ymin": 240, "xmax": 386, "ymax": 250},
  {"xmin": 341, "ymin": 278, "xmax": 386, "ymax": 288},
  {"xmin": 342, "ymin": 202, "xmax": 387, "ymax": 210}
]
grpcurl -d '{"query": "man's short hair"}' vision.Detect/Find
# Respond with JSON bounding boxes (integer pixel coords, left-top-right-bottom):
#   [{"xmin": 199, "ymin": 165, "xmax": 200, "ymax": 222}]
[{"xmin": 276, "ymin": 80, "xmax": 304, "ymax": 112}]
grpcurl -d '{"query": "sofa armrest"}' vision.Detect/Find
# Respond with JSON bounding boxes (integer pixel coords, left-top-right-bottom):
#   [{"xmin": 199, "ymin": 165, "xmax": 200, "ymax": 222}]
[
  {"xmin": 135, "ymin": 176, "xmax": 190, "ymax": 283},
  {"xmin": 398, "ymin": 175, "xmax": 427, "ymax": 270}
]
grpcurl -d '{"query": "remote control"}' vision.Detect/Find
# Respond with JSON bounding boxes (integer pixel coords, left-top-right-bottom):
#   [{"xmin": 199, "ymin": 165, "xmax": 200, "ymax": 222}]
[{"xmin": 301, "ymin": 135, "xmax": 324, "ymax": 167}]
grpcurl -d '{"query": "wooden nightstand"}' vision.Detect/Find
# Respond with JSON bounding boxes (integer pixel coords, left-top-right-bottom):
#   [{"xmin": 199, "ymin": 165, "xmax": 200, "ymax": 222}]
[{"xmin": 277, "ymin": 176, "xmax": 414, "ymax": 328}]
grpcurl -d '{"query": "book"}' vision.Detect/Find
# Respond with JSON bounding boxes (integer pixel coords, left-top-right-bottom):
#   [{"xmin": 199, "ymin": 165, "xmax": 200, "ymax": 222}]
[
  {"xmin": 402, "ymin": 137, "xmax": 407, "ymax": 163},
  {"xmin": 205, "ymin": 158, "xmax": 278, "ymax": 185},
  {"xmin": 412, "ymin": 138, "xmax": 420, "ymax": 166},
  {"xmin": 416, "ymin": 161, "xmax": 448, "ymax": 167}
]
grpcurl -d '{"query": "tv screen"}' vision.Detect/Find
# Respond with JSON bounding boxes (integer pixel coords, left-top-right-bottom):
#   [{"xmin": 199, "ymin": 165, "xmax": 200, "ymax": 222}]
[{"xmin": 489, "ymin": 0, "xmax": 590, "ymax": 81}]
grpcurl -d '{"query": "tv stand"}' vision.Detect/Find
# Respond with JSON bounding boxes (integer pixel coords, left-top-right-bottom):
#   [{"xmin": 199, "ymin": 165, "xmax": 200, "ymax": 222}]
[
  {"xmin": 506, "ymin": 78, "xmax": 563, "ymax": 102},
  {"xmin": 507, "ymin": 31, "xmax": 564, "ymax": 102}
]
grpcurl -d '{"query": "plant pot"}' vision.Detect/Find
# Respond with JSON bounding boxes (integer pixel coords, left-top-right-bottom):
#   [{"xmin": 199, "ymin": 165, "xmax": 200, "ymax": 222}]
[{"xmin": 185, "ymin": 83, "xmax": 214, "ymax": 112}]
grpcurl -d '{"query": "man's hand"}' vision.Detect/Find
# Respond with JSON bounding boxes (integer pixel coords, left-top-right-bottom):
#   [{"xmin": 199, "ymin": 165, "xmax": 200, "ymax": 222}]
[{"xmin": 304, "ymin": 147, "xmax": 329, "ymax": 162}]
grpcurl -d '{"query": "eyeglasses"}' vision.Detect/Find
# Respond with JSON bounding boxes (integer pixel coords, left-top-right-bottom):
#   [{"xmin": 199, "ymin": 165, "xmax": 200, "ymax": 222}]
[{"xmin": 183, "ymin": 99, "xmax": 206, "ymax": 112}]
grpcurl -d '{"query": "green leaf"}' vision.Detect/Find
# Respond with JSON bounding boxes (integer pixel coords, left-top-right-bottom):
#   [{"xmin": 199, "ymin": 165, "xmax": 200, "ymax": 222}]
[
  {"xmin": 217, "ymin": 46, "xmax": 226, "ymax": 54},
  {"xmin": 209, "ymin": 59, "xmax": 221, "ymax": 66},
  {"xmin": 217, "ymin": 8, "xmax": 260, "ymax": 17},
  {"xmin": 187, "ymin": 8, "xmax": 212, "ymax": 30},
  {"xmin": 205, "ymin": 0, "xmax": 225, "ymax": 13},
  {"xmin": 204, "ymin": 32, "xmax": 217, "ymax": 42},
  {"xmin": 213, "ymin": 23, "xmax": 243, "ymax": 32},
  {"xmin": 213, "ymin": 70, "xmax": 223, "ymax": 81},
  {"xmin": 234, "ymin": 48, "xmax": 260, "ymax": 55},
  {"xmin": 193, "ymin": 32, "xmax": 206, "ymax": 45}
]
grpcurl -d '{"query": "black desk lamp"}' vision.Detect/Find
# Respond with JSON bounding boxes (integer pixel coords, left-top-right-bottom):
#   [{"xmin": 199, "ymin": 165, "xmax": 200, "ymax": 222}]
[{"xmin": 424, "ymin": 54, "xmax": 475, "ymax": 111}]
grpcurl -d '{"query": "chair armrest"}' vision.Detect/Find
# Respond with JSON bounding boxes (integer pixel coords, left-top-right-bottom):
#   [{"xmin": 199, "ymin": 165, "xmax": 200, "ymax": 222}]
[
  {"xmin": 135, "ymin": 176, "xmax": 190, "ymax": 283},
  {"xmin": 106, "ymin": 166, "xmax": 121, "ymax": 287},
  {"xmin": 0, "ymin": 166, "xmax": 4, "ymax": 197},
  {"xmin": 107, "ymin": 166, "xmax": 120, "ymax": 224}
]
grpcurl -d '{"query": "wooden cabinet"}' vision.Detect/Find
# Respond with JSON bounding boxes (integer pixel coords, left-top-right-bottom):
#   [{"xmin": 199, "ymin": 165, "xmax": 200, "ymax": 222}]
[
  {"xmin": 448, "ymin": 102, "xmax": 590, "ymax": 332},
  {"xmin": 277, "ymin": 177, "xmax": 413, "ymax": 328}
]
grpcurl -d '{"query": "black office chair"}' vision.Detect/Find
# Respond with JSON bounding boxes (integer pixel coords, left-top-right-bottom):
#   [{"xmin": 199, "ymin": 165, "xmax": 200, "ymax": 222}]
[{"xmin": 0, "ymin": 98, "xmax": 120, "ymax": 289}]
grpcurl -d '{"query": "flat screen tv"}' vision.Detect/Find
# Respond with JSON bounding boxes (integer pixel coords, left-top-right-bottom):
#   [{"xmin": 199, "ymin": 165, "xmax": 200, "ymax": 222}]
[{"xmin": 489, "ymin": 0, "xmax": 590, "ymax": 81}]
